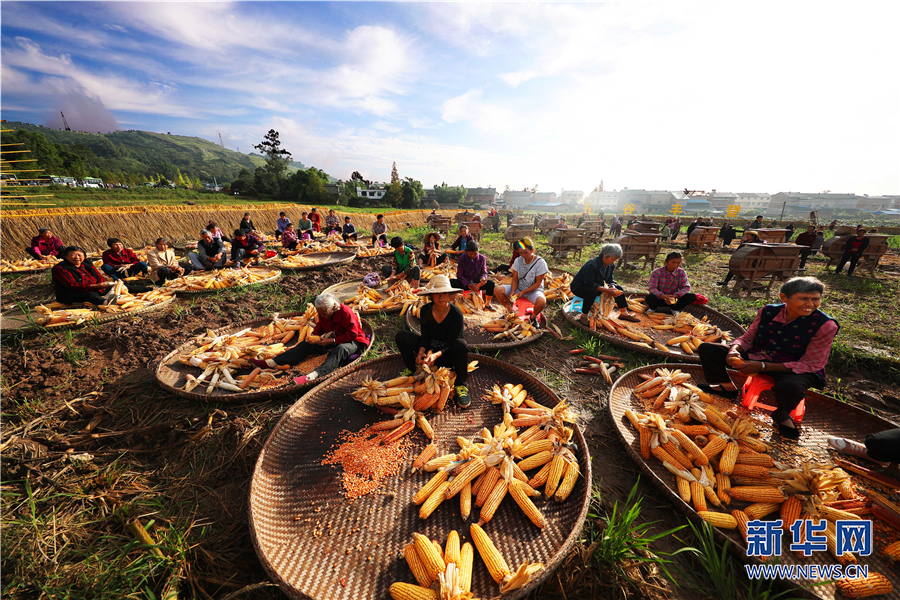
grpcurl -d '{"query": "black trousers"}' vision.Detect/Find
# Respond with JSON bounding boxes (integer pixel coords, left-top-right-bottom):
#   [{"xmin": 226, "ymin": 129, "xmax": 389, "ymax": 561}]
[
  {"xmin": 395, "ymin": 331, "xmax": 469, "ymax": 386},
  {"xmin": 284, "ymin": 241, "xmax": 299, "ymax": 251},
  {"xmin": 646, "ymin": 293, "xmax": 697, "ymax": 311},
  {"xmin": 837, "ymin": 252, "xmax": 862, "ymax": 275},
  {"xmin": 697, "ymin": 343, "xmax": 819, "ymax": 423},
  {"xmin": 866, "ymin": 428, "xmax": 900, "ymax": 462},
  {"xmin": 273, "ymin": 340, "xmax": 364, "ymax": 377},
  {"xmin": 798, "ymin": 249, "xmax": 813, "ymax": 269},
  {"xmin": 450, "ymin": 278, "xmax": 495, "ymax": 296},
  {"xmin": 63, "ymin": 290, "xmax": 107, "ymax": 305},
  {"xmin": 372, "ymin": 233, "xmax": 388, "ymax": 246},
  {"xmin": 420, "ymin": 253, "xmax": 447, "ymax": 265},
  {"xmin": 233, "ymin": 248, "xmax": 260, "ymax": 264},
  {"xmin": 342, "ymin": 233, "xmax": 358, "ymax": 242},
  {"xmin": 571, "ymin": 284, "xmax": 627, "ymax": 312},
  {"xmin": 155, "ymin": 266, "xmax": 184, "ymax": 283},
  {"xmin": 490, "ymin": 264, "xmax": 510, "ymax": 274},
  {"xmin": 381, "ymin": 265, "xmax": 421, "ymax": 281}
]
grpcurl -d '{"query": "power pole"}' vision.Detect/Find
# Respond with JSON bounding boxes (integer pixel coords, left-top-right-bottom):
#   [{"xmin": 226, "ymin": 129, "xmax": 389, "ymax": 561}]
[
  {"xmin": 61, "ymin": 112, "xmax": 71, "ymax": 131},
  {"xmin": 218, "ymin": 133, "xmax": 225, "ymax": 148}
]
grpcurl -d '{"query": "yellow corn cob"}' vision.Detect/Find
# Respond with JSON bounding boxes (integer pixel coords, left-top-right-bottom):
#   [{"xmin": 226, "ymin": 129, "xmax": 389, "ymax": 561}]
[
  {"xmin": 732, "ymin": 509, "xmax": 750, "ymax": 543},
  {"xmin": 414, "ymin": 470, "xmax": 449, "ymax": 505},
  {"xmin": 459, "ymin": 542, "xmax": 474, "ymax": 591},
  {"xmin": 555, "ymin": 461, "xmax": 580, "ymax": 502},
  {"xmin": 476, "ymin": 467, "xmax": 500, "ymax": 507},
  {"xmin": 744, "ymin": 502, "xmax": 781, "ymax": 520},
  {"xmin": 445, "ymin": 457, "xmax": 486, "ymax": 498},
  {"xmin": 460, "ymin": 480, "xmax": 472, "ymax": 519},
  {"xmin": 834, "ymin": 572, "xmax": 893, "ymax": 598},
  {"xmin": 425, "ymin": 454, "xmax": 457, "ymax": 471},
  {"xmin": 470, "ymin": 523, "xmax": 510, "ymax": 584},
  {"xmin": 718, "ymin": 442, "xmax": 739, "ymax": 475},
  {"xmin": 445, "ymin": 531, "xmax": 460, "ymax": 566},
  {"xmin": 404, "ymin": 542, "xmax": 433, "ymax": 587},
  {"xmin": 510, "ymin": 481, "xmax": 546, "ymax": 528},
  {"xmin": 690, "ymin": 481, "xmax": 707, "ymax": 512},
  {"xmin": 702, "ymin": 435, "xmax": 728, "ymax": 459},
  {"xmin": 389, "ymin": 582, "xmax": 439, "ymax": 600},
  {"xmin": 661, "ymin": 441, "xmax": 695, "ymax": 471},
  {"xmin": 822, "ymin": 518, "xmax": 857, "ymax": 565},
  {"xmin": 545, "ymin": 455, "xmax": 566, "ymax": 498},
  {"xmin": 528, "ymin": 462, "xmax": 552, "ymax": 488},
  {"xmin": 672, "ymin": 430, "xmax": 708, "ymax": 465},
  {"xmin": 728, "ymin": 486, "xmax": 785, "ymax": 503},
  {"xmin": 478, "ymin": 479, "xmax": 509, "ymax": 525},
  {"xmin": 671, "ymin": 423, "xmax": 710, "ymax": 437},
  {"xmin": 731, "ymin": 464, "xmax": 771, "ymax": 479},
  {"xmin": 420, "ymin": 481, "xmax": 451, "ymax": 519},
  {"xmin": 835, "ymin": 469, "xmax": 856, "ymax": 500},
  {"xmin": 735, "ymin": 450, "xmax": 775, "ymax": 467},
  {"xmin": 780, "ymin": 496, "xmax": 802, "ymax": 532},
  {"xmin": 882, "ymin": 540, "xmax": 900, "ymax": 563},
  {"xmin": 413, "ymin": 533, "xmax": 446, "ymax": 581},
  {"xmin": 413, "ymin": 444, "xmax": 437, "ymax": 470},
  {"xmin": 638, "ymin": 424, "xmax": 651, "ymax": 459},
  {"xmin": 518, "ymin": 451, "xmax": 553, "ymax": 472},
  {"xmin": 698, "ymin": 511, "xmax": 738, "ymax": 529},
  {"xmin": 677, "ymin": 476, "xmax": 692, "ymax": 502},
  {"xmin": 818, "ymin": 505, "xmax": 862, "ymax": 522},
  {"xmin": 520, "ymin": 439, "xmax": 553, "ymax": 457},
  {"xmin": 716, "ymin": 473, "xmax": 731, "ymax": 505},
  {"xmin": 651, "ymin": 445, "xmax": 681, "ymax": 467}
]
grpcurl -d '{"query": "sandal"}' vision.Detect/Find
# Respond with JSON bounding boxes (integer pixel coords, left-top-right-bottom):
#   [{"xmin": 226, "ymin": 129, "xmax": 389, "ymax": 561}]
[{"xmin": 698, "ymin": 383, "xmax": 739, "ymax": 400}]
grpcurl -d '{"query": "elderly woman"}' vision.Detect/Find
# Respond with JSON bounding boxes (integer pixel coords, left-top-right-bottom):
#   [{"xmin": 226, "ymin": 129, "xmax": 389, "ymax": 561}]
[
  {"xmin": 451, "ymin": 240, "xmax": 495, "ymax": 310},
  {"xmin": 571, "ymin": 243, "xmax": 640, "ymax": 322},
  {"xmin": 647, "ymin": 252, "xmax": 697, "ymax": 313},
  {"xmin": 281, "ymin": 223, "xmax": 300, "ymax": 251},
  {"xmin": 697, "ymin": 277, "xmax": 839, "ymax": 439},
  {"xmin": 101, "ymin": 238, "xmax": 149, "ymax": 280},
  {"xmin": 395, "ymin": 275, "xmax": 470, "ymax": 407},
  {"xmin": 447, "ymin": 225, "xmax": 474, "ymax": 256},
  {"xmin": 494, "ymin": 237, "xmax": 549, "ymax": 328},
  {"xmin": 249, "ymin": 293, "xmax": 369, "ymax": 385},
  {"xmin": 371, "ymin": 214, "xmax": 388, "ymax": 246},
  {"xmin": 147, "ymin": 238, "xmax": 189, "ymax": 284},
  {"xmin": 188, "ymin": 230, "xmax": 227, "ymax": 271},
  {"xmin": 324, "ymin": 209, "xmax": 341, "ymax": 234},
  {"xmin": 26, "ymin": 227, "xmax": 64, "ymax": 260},
  {"xmin": 52, "ymin": 246, "xmax": 112, "ymax": 305}
]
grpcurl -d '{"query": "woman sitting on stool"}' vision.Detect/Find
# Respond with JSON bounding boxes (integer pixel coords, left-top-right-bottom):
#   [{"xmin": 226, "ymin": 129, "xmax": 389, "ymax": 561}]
[
  {"xmin": 451, "ymin": 240, "xmax": 495, "ymax": 311},
  {"xmin": 248, "ymin": 293, "xmax": 369, "ymax": 385},
  {"xmin": 570, "ymin": 243, "xmax": 640, "ymax": 322},
  {"xmin": 395, "ymin": 275, "xmax": 470, "ymax": 407},
  {"xmin": 420, "ymin": 232, "xmax": 446, "ymax": 266},
  {"xmin": 647, "ymin": 252, "xmax": 697, "ymax": 313},
  {"xmin": 494, "ymin": 237, "xmax": 549, "ymax": 328},
  {"xmin": 696, "ymin": 277, "xmax": 839, "ymax": 440},
  {"xmin": 381, "ymin": 236, "xmax": 420, "ymax": 289}
]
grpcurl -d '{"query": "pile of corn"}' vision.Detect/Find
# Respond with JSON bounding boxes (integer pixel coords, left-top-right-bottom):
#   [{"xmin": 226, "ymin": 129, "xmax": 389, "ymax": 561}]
[
  {"xmin": 350, "ymin": 361, "xmax": 479, "ymax": 442},
  {"xmin": 177, "ymin": 305, "xmax": 320, "ymax": 393},
  {"xmin": 390, "ymin": 528, "xmax": 542, "ymax": 600},
  {"xmin": 297, "ymin": 241, "xmax": 343, "ymax": 254},
  {"xmin": 622, "ymin": 367, "xmax": 898, "ymax": 590},
  {"xmin": 454, "ymin": 291, "xmax": 489, "ymax": 316},
  {"xmin": 481, "ymin": 312, "xmax": 538, "ymax": 341},
  {"xmin": 1, "ymin": 256, "xmax": 61, "ymax": 273},
  {"xmin": 648, "ymin": 311, "xmax": 733, "ymax": 353},
  {"xmin": 420, "ymin": 262, "xmax": 455, "ymax": 281},
  {"xmin": 347, "ymin": 280, "xmax": 420, "ymax": 313},
  {"xmin": 164, "ymin": 266, "xmax": 280, "ymax": 291},
  {"xmin": 543, "ymin": 272, "xmax": 573, "ymax": 301},
  {"xmin": 263, "ymin": 254, "xmax": 323, "ymax": 269},
  {"xmin": 356, "ymin": 245, "xmax": 393, "ymax": 257},
  {"xmin": 32, "ymin": 282, "xmax": 175, "ymax": 326}
]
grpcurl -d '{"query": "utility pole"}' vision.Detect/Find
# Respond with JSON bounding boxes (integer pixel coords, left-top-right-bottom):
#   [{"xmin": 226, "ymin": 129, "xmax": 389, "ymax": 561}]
[
  {"xmin": 218, "ymin": 133, "xmax": 225, "ymax": 148},
  {"xmin": 60, "ymin": 112, "xmax": 71, "ymax": 131},
  {"xmin": 780, "ymin": 202, "xmax": 786, "ymax": 220}
]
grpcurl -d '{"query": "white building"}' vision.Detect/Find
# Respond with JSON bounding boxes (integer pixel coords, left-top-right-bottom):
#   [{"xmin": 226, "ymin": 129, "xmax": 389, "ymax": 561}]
[
  {"xmin": 735, "ymin": 193, "xmax": 772, "ymax": 212},
  {"xmin": 501, "ymin": 190, "xmax": 534, "ymax": 208},
  {"xmin": 586, "ymin": 189, "xmax": 619, "ymax": 210},
  {"xmin": 356, "ymin": 186, "xmax": 386, "ymax": 200},
  {"xmin": 559, "ymin": 190, "xmax": 584, "ymax": 205}
]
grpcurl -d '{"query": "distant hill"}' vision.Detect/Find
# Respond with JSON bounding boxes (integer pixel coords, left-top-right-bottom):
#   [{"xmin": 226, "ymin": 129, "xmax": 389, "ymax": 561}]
[{"xmin": 1, "ymin": 121, "xmax": 305, "ymax": 183}]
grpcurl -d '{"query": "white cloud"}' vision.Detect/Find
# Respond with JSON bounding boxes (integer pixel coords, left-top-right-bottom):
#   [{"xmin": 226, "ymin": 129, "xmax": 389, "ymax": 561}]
[
  {"xmin": 498, "ymin": 70, "xmax": 538, "ymax": 87},
  {"xmin": 441, "ymin": 89, "xmax": 517, "ymax": 135}
]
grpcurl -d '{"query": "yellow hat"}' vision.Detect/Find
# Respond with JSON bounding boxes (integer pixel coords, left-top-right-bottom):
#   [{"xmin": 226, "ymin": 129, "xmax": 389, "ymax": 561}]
[{"xmin": 517, "ymin": 237, "xmax": 534, "ymax": 250}]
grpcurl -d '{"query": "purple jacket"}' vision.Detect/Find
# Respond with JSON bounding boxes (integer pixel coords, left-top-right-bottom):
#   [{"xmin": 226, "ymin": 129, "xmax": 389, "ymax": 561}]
[
  {"xmin": 456, "ymin": 252, "xmax": 487, "ymax": 287},
  {"xmin": 30, "ymin": 235, "xmax": 64, "ymax": 257}
]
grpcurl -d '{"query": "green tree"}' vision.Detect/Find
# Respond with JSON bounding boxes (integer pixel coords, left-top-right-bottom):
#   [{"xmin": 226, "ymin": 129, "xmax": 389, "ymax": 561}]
[
  {"xmin": 391, "ymin": 161, "xmax": 399, "ymax": 184},
  {"xmin": 252, "ymin": 129, "xmax": 292, "ymax": 196},
  {"xmin": 433, "ymin": 183, "xmax": 467, "ymax": 206},
  {"xmin": 231, "ymin": 168, "xmax": 257, "ymax": 196},
  {"xmin": 383, "ymin": 180, "xmax": 402, "ymax": 208},
  {"xmin": 400, "ymin": 177, "xmax": 424, "ymax": 209}
]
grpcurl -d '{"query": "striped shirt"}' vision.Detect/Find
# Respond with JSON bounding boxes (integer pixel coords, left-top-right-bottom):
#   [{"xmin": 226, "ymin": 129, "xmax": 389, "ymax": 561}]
[{"xmin": 648, "ymin": 266, "xmax": 690, "ymax": 297}]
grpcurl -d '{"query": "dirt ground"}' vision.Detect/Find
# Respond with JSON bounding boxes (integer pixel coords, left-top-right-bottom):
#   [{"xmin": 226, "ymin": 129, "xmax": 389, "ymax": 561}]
[{"xmin": 2, "ymin": 237, "xmax": 899, "ymax": 600}]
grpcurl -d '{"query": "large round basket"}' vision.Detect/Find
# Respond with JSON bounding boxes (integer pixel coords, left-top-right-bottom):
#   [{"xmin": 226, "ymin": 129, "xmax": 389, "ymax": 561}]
[
  {"xmin": 609, "ymin": 363, "xmax": 900, "ymax": 600},
  {"xmin": 406, "ymin": 307, "xmax": 544, "ymax": 351},
  {"xmin": 166, "ymin": 268, "xmax": 282, "ymax": 295},
  {"xmin": 0, "ymin": 266, "xmax": 54, "ymax": 276},
  {"xmin": 271, "ymin": 251, "xmax": 357, "ymax": 272},
  {"xmin": 493, "ymin": 268, "xmax": 572, "ymax": 303},
  {"xmin": 0, "ymin": 295, "xmax": 176, "ymax": 334},
  {"xmin": 321, "ymin": 279, "xmax": 402, "ymax": 315},
  {"xmin": 561, "ymin": 296, "xmax": 745, "ymax": 363},
  {"xmin": 249, "ymin": 354, "xmax": 592, "ymax": 600},
  {"xmin": 155, "ymin": 315, "xmax": 374, "ymax": 403}
]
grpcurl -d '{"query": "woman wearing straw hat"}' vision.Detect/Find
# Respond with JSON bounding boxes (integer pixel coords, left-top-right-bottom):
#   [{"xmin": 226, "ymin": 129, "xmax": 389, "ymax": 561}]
[
  {"xmin": 395, "ymin": 275, "xmax": 471, "ymax": 407},
  {"xmin": 493, "ymin": 237, "xmax": 549, "ymax": 328}
]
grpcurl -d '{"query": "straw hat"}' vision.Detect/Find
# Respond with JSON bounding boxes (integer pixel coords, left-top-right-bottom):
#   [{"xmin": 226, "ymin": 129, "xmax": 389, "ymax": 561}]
[{"xmin": 417, "ymin": 274, "xmax": 463, "ymax": 296}]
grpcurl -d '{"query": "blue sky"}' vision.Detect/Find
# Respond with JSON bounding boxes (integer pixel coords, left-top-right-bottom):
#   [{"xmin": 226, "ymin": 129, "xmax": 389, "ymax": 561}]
[{"xmin": 2, "ymin": 1, "xmax": 898, "ymax": 195}]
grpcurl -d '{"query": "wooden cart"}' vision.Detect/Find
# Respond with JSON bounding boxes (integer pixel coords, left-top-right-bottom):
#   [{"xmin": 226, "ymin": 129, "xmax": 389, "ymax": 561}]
[
  {"xmin": 548, "ymin": 228, "xmax": 588, "ymax": 259},
  {"xmin": 504, "ymin": 222, "xmax": 534, "ymax": 245},
  {"xmin": 581, "ymin": 220, "xmax": 606, "ymax": 242},
  {"xmin": 724, "ymin": 243, "xmax": 803, "ymax": 298},
  {"xmin": 687, "ymin": 226, "xmax": 721, "ymax": 252},
  {"xmin": 633, "ymin": 221, "xmax": 661, "ymax": 234},
  {"xmin": 752, "ymin": 228, "xmax": 790, "ymax": 244},
  {"xmin": 537, "ymin": 217, "xmax": 564, "ymax": 234},
  {"xmin": 429, "ymin": 217, "xmax": 452, "ymax": 236},
  {"xmin": 614, "ymin": 231, "xmax": 663, "ymax": 270},
  {"xmin": 459, "ymin": 219, "xmax": 482, "ymax": 241},
  {"xmin": 821, "ymin": 234, "xmax": 890, "ymax": 276}
]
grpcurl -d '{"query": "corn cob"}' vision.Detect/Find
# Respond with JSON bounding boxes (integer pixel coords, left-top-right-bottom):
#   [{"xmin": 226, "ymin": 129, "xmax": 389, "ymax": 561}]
[
  {"xmin": 677, "ymin": 476, "xmax": 692, "ymax": 502},
  {"xmin": 835, "ymin": 572, "xmax": 893, "ymax": 598},
  {"xmin": 445, "ymin": 457, "xmax": 486, "ymax": 498},
  {"xmin": 478, "ymin": 479, "xmax": 509, "ymax": 525},
  {"xmin": 528, "ymin": 462, "xmax": 552, "ymax": 488},
  {"xmin": 835, "ymin": 469, "xmax": 856, "ymax": 500},
  {"xmin": 702, "ymin": 435, "xmax": 728, "ymax": 459},
  {"xmin": 745, "ymin": 502, "xmax": 781, "ymax": 519},
  {"xmin": 460, "ymin": 480, "xmax": 472, "ymax": 520},
  {"xmin": 414, "ymin": 533, "xmax": 446, "ymax": 580},
  {"xmin": 716, "ymin": 472, "xmax": 732, "ymax": 505},
  {"xmin": 735, "ymin": 450, "xmax": 775, "ymax": 467},
  {"xmin": 672, "ymin": 423, "xmax": 710, "ymax": 437},
  {"xmin": 445, "ymin": 531, "xmax": 460, "ymax": 566},
  {"xmin": 732, "ymin": 510, "xmax": 750, "ymax": 543},
  {"xmin": 672, "ymin": 430, "xmax": 708, "ymax": 466},
  {"xmin": 459, "ymin": 542, "xmax": 474, "ymax": 592},
  {"xmin": 651, "ymin": 445, "xmax": 681, "ymax": 467},
  {"xmin": 728, "ymin": 486, "xmax": 785, "ymax": 503},
  {"xmin": 780, "ymin": 496, "xmax": 801, "ymax": 532},
  {"xmin": 818, "ymin": 505, "xmax": 862, "ymax": 522},
  {"xmin": 518, "ymin": 451, "xmax": 553, "ymax": 472},
  {"xmin": 690, "ymin": 481, "xmax": 707, "ymax": 512},
  {"xmin": 425, "ymin": 454, "xmax": 457, "ymax": 472},
  {"xmin": 638, "ymin": 425, "xmax": 651, "ymax": 460},
  {"xmin": 822, "ymin": 518, "xmax": 857, "ymax": 565},
  {"xmin": 661, "ymin": 441, "xmax": 695, "ymax": 471},
  {"xmin": 545, "ymin": 455, "xmax": 566, "ymax": 498},
  {"xmin": 420, "ymin": 481, "xmax": 451, "ymax": 519},
  {"xmin": 389, "ymin": 582, "xmax": 439, "ymax": 600},
  {"xmin": 555, "ymin": 462, "xmax": 580, "ymax": 502},
  {"xmin": 470, "ymin": 523, "xmax": 510, "ymax": 584},
  {"xmin": 718, "ymin": 441, "xmax": 739, "ymax": 475},
  {"xmin": 404, "ymin": 542, "xmax": 433, "ymax": 587},
  {"xmin": 414, "ymin": 470, "xmax": 449, "ymax": 505},
  {"xmin": 520, "ymin": 439, "xmax": 553, "ymax": 457},
  {"xmin": 476, "ymin": 467, "xmax": 501, "ymax": 507},
  {"xmin": 413, "ymin": 444, "xmax": 437, "ymax": 470},
  {"xmin": 510, "ymin": 481, "xmax": 546, "ymax": 528},
  {"xmin": 882, "ymin": 540, "xmax": 900, "ymax": 563},
  {"xmin": 731, "ymin": 464, "xmax": 771, "ymax": 479},
  {"xmin": 698, "ymin": 511, "xmax": 738, "ymax": 529}
]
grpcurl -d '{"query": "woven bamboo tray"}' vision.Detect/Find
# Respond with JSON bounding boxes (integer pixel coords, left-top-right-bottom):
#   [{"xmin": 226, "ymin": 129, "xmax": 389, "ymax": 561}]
[
  {"xmin": 406, "ymin": 307, "xmax": 544, "ymax": 351},
  {"xmin": 166, "ymin": 268, "xmax": 282, "ymax": 295},
  {"xmin": 155, "ymin": 316, "xmax": 374, "ymax": 402},
  {"xmin": 250, "ymin": 354, "xmax": 592, "ymax": 600},
  {"xmin": 609, "ymin": 363, "xmax": 900, "ymax": 600},
  {"xmin": 271, "ymin": 252, "xmax": 357, "ymax": 272},
  {"xmin": 321, "ymin": 279, "xmax": 403, "ymax": 315},
  {"xmin": 562, "ymin": 296, "xmax": 745, "ymax": 363},
  {"xmin": 0, "ymin": 295, "xmax": 176, "ymax": 334},
  {"xmin": 0, "ymin": 266, "xmax": 54, "ymax": 276}
]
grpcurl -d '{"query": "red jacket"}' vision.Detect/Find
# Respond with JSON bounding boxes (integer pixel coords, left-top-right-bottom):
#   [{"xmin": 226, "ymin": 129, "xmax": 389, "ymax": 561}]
[
  {"xmin": 312, "ymin": 304, "xmax": 369, "ymax": 346},
  {"xmin": 102, "ymin": 248, "xmax": 139, "ymax": 266}
]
